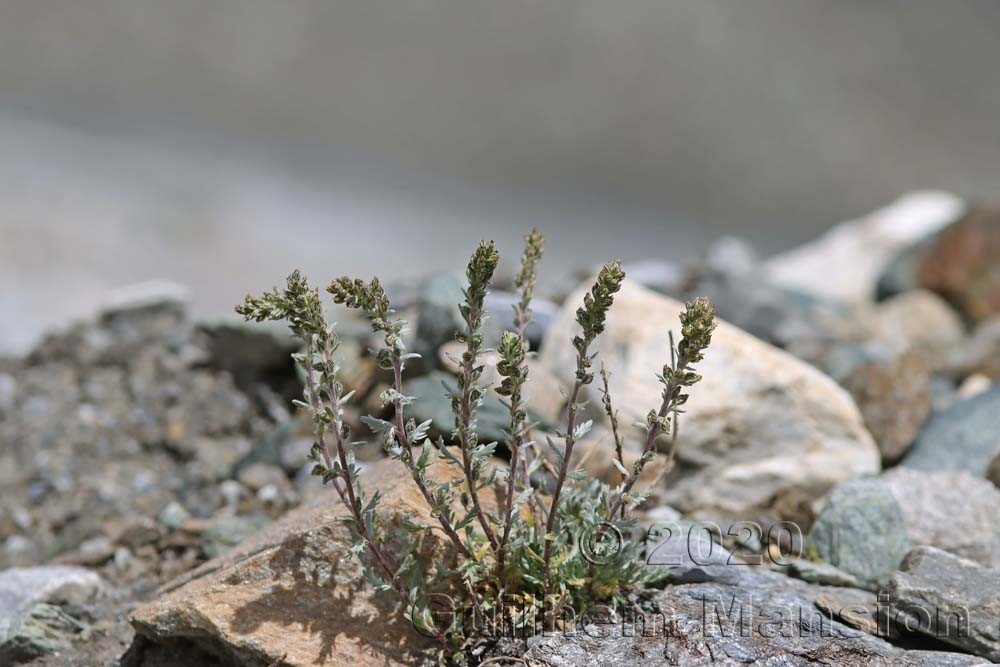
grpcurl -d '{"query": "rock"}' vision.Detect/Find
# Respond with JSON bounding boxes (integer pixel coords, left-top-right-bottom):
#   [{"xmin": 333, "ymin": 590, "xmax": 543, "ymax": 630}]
[
  {"xmin": 947, "ymin": 316, "xmax": 1000, "ymax": 379},
  {"xmin": 882, "ymin": 467, "xmax": 1000, "ymax": 568},
  {"xmin": 832, "ymin": 343, "xmax": 932, "ymax": 464},
  {"xmin": 645, "ymin": 520, "xmax": 751, "ymax": 586},
  {"xmin": 540, "ymin": 279, "xmax": 880, "ymax": 517},
  {"xmin": 524, "ymin": 570, "xmax": 983, "ymax": 667},
  {"xmin": 437, "ymin": 342, "xmax": 566, "ymax": 424},
  {"xmin": 157, "ymin": 502, "xmax": 191, "ymax": 530},
  {"xmin": 813, "ymin": 587, "xmax": 895, "ymax": 640},
  {"xmin": 987, "ymin": 451, "xmax": 1000, "ymax": 489},
  {"xmin": 621, "ymin": 259, "xmax": 686, "ymax": 295},
  {"xmin": 0, "ymin": 565, "xmax": 104, "ymax": 613},
  {"xmin": 404, "ymin": 370, "xmax": 554, "ymax": 447},
  {"xmin": 901, "ymin": 385, "xmax": 1000, "ymax": 476},
  {"xmin": 0, "ymin": 566, "xmax": 103, "ymax": 663},
  {"xmin": 195, "ymin": 319, "xmax": 299, "ymax": 385},
  {"xmin": 412, "ymin": 272, "xmax": 501, "ymax": 367},
  {"xmin": 958, "ymin": 373, "xmax": 994, "ymax": 400},
  {"xmin": 788, "ymin": 560, "xmax": 859, "ymax": 588},
  {"xmin": 885, "ymin": 546, "xmax": 1000, "ymax": 661},
  {"xmin": 404, "ymin": 370, "xmax": 509, "ymax": 445},
  {"xmin": 237, "ymin": 463, "xmax": 289, "ymax": 492},
  {"xmin": 908, "ymin": 207, "xmax": 1000, "ymax": 323},
  {"xmin": 484, "ymin": 291, "xmax": 558, "ymax": 347},
  {"xmin": 766, "ymin": 191, "xmax": 964, "ymax": 304},
  {"xmin": 99, "ymin": 279, "xmax": 189, "ymax": 319},
  {"xmin": 124, "ymin": 460, "xmax": 495, "ymax": 667},
  {"xmin": 809, "ymin": 478, "xmax": 909, "ymax": 590},
  {"xmin": 200, "ymin": 515, "xmax": 268, "ymax": 559},
  {"xmin": 0, "ymin": 603, "xmax": 90, "ymax": 664},
  {"xmin": 873, "ymin": 289, "xmax": 966, "ymax": 364}
]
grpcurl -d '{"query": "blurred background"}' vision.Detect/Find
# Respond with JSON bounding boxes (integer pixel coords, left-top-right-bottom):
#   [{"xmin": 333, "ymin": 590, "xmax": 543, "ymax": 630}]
[{"xmin": 3, "ymin": 0, "xmax": 1000, "ymax": 353}]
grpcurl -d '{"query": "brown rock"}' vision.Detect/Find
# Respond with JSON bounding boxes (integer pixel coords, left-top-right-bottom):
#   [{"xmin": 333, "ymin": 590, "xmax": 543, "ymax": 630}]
[
  {"xmin": 839, "ymin": 346, "xmax": 932, "ymax": 464},
  {"xmin": 125, "ymin": 459, "xmax": 499, "ymax": 667},
  {"xmin": 917, "ymin": 207, "xmax": 1000, "ymax": 323}
]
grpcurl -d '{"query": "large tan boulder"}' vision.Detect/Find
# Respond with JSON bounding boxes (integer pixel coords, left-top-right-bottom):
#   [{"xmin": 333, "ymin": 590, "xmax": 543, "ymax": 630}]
[
  {"xmin": 540, "ymin": 279, "xmax": 879, "ymax": 517},
  {"xmin": 124, "ymin": 459, "xmax": 496, "ymax": 667}
]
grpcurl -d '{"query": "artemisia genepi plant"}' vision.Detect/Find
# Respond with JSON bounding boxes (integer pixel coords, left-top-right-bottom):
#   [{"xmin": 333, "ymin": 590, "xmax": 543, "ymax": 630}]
[{"xmin": 236, "ymin": 230, "xmax": 715, "ymax": 664}]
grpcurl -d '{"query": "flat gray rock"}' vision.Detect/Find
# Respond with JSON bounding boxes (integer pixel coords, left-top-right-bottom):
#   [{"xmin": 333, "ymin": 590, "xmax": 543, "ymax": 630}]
[
  {"xmin": 525, "ymin": 575, "xmax": 988, "ymax": 666},
  {"xmin": 885, "ymin": 546, "xmax": 1000, "ymax": 662},
  {"xmin": 902, "ymin": 385, "xmax": 1000, "ymax": 476},
  {"xmin": 882, "ymin": 467, "xmax": 1000, "ymax": 568}
]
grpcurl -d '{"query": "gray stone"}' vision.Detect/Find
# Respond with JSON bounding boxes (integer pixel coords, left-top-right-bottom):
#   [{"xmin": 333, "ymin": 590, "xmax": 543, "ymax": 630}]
[
  {"xmin": 404, "ymin": 370, "xmax": 552, "ymax": 446},
  {"xmin": 621, "ymin": 259, "xmax": 686, "ymax": 295},
  {"xmin": 157, "ymin": 501, "xmax": 190, "ymax": 530},
  {"xmin": 885, "ymin": 546, "xmax": 1000, "ymax": 661},
  {"xmin": 645, "ymin": 520, "xmax": 753, "ymax": 586},
  {"xmin": 540, "ymin": 279, "xmax": 879, "ymax": 518},
  {"xmin": 902, "ymin": 385, "xmax": 1000, "ymax": 476},
  {"xmin": 0, "ymin": 566, "xmax": 103, "ymax": 663},
  {"xmin": 484, "ymin": 290, "xmax": 558, "ymax": 347},
  {"xmin": 0, "ymin": 603, "xmax": 89, "ymax": 664},
  {"xmin": 882, "ymin": 467, "xmax": 1000, "ymax": 568},
  {"xmin": 195, "ymin": 318, "xmax": 299, "ymax": 379},
  {"xmin": 788, "ymin": 559, "xmax": 859, "ymax": 588},
  {"xmin": 525, "ymin": 570, "xmax": 985, "ymax": 667},
  {"xmin": 413, "ymin": 272, "xmax": 501, "ymax": 367},
  {"xmin": 813, "ymin": 587, "xmax": 896, "ymax": 640},
  {"xmin": 0, "ymin": 565, "xmax": 103, "ymax": 615},
  {"xmin": 948, "ymin": 316, "xmax": 1000, "ymax": 379},
  {"xmin": 686, "ymin": 271, "xmax": 852, "ymax": 353},
  {"xmin": 201, "ymin": 516, "xmax": 268, "ymax": 559},
  {"xmin": 809, "ymin": 478, "xmax": 910, "ymax": 590}
]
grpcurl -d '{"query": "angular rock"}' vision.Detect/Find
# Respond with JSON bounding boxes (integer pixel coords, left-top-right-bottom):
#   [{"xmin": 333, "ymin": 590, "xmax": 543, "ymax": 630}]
[
  {"xmin": 766, "ymin": 191, "xmax": 964, "ymax": 304},
  {"xmin": 902, "ymin": 385, "xmax": 1000, "ymax": 476},
  {"xmin": 809, "ymin": 478, "xmax": 909, "ymax": 590},
  {"xmin": 124, "ymin": 459, "xmax": 498, "ymax": 667},
  {"xmin": 540, "ymin": 279, "xmax": 880, "ymax": 517},
  {"xmin": 525, "ymin": 571, "xmax": 984, "ymax": 667},
  {"xmin": 882, "ymin": 467, "xmax": 1000, "ymax": 568},
  {"xmin": 832, "ymin": 343, "xmax": 932, "ymax": 464},
  {"xmin": 885, "ymin": 546, "xmax": 1000, "ymax": 661}
]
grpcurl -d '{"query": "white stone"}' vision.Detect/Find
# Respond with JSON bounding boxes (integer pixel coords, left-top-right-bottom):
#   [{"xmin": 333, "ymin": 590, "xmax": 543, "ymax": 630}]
[{"xmin": 764, "ymin": 191, "xmax": 964, "ymax": 304}]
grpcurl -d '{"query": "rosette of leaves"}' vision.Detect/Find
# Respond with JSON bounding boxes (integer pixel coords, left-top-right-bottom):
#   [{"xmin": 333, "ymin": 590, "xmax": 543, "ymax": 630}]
[{"xmin": 236, "ymin": 231, "xmax": 714, "ymax": 664}]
